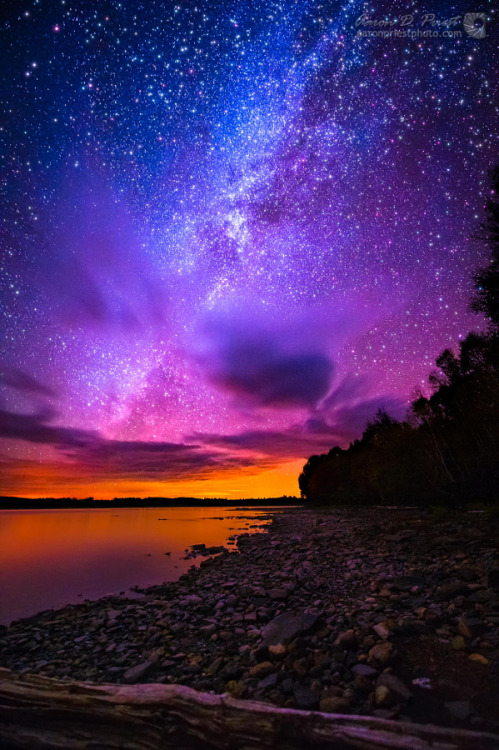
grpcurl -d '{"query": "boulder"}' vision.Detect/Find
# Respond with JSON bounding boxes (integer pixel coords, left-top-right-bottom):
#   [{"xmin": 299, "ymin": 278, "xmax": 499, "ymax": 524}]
[{"xmin": 261, "ymin": 611, "xmax": 319, "ymax": 647}]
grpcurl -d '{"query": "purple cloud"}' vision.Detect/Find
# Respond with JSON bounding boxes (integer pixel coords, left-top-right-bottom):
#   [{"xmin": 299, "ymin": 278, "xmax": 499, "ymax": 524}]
[
  {"xmin": 190, "ymin": 373, "xmax": 407, "ymax": 461},
  {"xmin": 0, "ymin": 369, "xmax": 56, "ymax": 399},
  {"xmin": 35, "ymin": 174, "xmax": 168, "ymax": 330},
  {"xmin": 0, "ymin": 409, "xmax": 256, "ymax": 481},
  {"xmin": 193, "ymin": 306, "xmax": 338, "ymax": 408}
]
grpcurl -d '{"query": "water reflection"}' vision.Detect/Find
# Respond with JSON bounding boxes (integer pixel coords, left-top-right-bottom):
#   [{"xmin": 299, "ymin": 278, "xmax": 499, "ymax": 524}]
[{"xmin": 0, "ymin": 506, "xmax": 283, "ymax": 625}]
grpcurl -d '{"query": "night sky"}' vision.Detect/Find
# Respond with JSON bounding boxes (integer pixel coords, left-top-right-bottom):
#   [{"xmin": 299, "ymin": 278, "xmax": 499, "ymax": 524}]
[{"xmin": 0, "ymin": 0, "xmax": 497, "ymax": 499}]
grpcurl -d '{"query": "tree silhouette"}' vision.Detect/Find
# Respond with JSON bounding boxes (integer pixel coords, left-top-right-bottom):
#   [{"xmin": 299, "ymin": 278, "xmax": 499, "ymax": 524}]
[
  {"xmin": 472, "ymin": 166, "xmax": 499, "ymax": 331},
  {"xmin": 299, "ymin": 166, "xmax": 499, "ymax": 507}
]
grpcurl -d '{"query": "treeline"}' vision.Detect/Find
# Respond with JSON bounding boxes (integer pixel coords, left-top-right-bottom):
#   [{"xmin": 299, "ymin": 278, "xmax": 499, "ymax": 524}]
[
  {"xmin": 299, "ymin": 167, "xmax": 499, "ymax": 507},
  {"xmin": 0, "ymin": 496, "xmax": 300, "ymax": 510}
]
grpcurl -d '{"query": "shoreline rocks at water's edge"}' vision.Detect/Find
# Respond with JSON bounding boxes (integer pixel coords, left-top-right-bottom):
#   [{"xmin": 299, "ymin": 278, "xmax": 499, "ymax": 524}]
[{"xmin": 0, "ymin": 507, "xmax": 498, "ymax": 733}]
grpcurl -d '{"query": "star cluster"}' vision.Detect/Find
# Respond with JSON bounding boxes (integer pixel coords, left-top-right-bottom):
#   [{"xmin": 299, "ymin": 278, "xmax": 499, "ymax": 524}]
[{"xmin": 0, "ymin": 0, "xmax": 498, "ymax": 497}]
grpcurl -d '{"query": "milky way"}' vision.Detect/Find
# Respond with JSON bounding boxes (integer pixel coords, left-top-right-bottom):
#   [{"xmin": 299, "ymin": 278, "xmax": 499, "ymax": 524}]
[{"xmin": 0, "ymin": 0, "xmax": 497, "ymax": 498}]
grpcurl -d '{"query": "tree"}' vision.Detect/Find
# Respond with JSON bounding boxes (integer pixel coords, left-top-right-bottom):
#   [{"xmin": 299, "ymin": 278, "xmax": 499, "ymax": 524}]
[{"xmin": 472, "ymin": 166, "xmax": 499, "ymax": 331}]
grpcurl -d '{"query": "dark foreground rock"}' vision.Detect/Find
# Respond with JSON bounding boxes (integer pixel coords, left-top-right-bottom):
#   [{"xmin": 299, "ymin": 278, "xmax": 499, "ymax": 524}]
[{"xmin": 1, "ymin": 507, "xmax": 498, "ymax": 734}]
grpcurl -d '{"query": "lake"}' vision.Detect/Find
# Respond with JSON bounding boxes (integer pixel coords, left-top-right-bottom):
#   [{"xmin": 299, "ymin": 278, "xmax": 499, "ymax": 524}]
[{"xmin": 0, "ymin": 506, "xmax": 286, "ymax": 626}]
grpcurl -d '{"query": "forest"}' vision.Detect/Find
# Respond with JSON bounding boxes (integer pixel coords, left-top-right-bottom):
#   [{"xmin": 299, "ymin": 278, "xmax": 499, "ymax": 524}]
[{"xmin": 299, "ymin": 167, "xmax": 499, "ymax": 507}]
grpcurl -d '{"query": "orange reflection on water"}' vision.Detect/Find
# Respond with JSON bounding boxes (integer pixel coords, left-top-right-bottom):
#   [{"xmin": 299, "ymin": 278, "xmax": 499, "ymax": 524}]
[{"xmin": 0, "ymin": 507, "xmax": 278, "ymax": 626}]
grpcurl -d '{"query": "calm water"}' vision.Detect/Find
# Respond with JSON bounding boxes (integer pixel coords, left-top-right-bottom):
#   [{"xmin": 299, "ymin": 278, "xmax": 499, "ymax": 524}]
[{"xmin": 0, "ymin": 506, "xmax": 284, "ymax": 626}]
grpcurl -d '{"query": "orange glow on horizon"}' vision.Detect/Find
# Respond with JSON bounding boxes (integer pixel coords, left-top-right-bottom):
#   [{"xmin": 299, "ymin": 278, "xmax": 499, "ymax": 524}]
[{"xmin": 0, "ymin": 458, "xmax": 304, "ymax": 499}]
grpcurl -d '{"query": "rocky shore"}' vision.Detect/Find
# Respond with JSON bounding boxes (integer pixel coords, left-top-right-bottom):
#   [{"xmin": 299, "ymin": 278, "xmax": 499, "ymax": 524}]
[{"xmin": 1, "ymin": 507, "xmax": 499, "ymax": 733}]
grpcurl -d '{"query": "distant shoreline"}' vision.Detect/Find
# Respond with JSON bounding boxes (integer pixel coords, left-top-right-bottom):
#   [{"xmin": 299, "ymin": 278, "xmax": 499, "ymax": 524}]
[{"xmin": 0, "ymin": 496, "xmax": 301, "ymax": 510}]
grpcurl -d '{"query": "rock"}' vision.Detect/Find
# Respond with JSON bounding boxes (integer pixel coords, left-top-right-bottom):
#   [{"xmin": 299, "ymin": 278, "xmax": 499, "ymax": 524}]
[
  {"xmin": 351, "ymin": 663, "xmax": 378, "ymax": 678},
  {"xmin": 319, "ymin": 696, "xmax": 351, "ymax": 713},
  {"xmin": 269, "ymin": 643, "xmax": 286, "ymax": 658},
  {"xmin": 373, "ymin": 623, "xmax": 390, "ymax": 640},
  {"xmin": 205, "ymin": 657, "xmax": 224, "ymax": 676},
  {"xmin": 434, "ymin": 581, "xmax": 467, "ymax": 602},
  {"xmin": 199, "ymin": 624, "xmax": 216, "ymax": 635},
  {"xmin": 225, "ymin": 680, "xmax": 246, "ymax": 698},
  {"xmin": 374, "ymin": 685, "xmax": 392, "ymax": 707},
  {"xmin": 260, "ymin": 611, "xmax": 319, "ymax": 647},
  {"xmin": 451, "ymin": 635, "xmax": 466, "ymax": 651},
  {"xmin": 293, "ymin": 685, "xmax": 319, "ymax": 709},
  {"xmin": 292, "ymin": 657, "xmax": 308, "ymax": 678},
  {"xmin": 334, "ymin": 630, "xmax": 357, "ymax": 649},
  {"xmin": 457, "ymin": 618, "xmax": 473, "ymax": 639},
  {"xmin": 445, "ymin": 701, "xmax": 472, "ymax": 720},
  {"xmin": 269, "ymin": 588, "xmax": 288, "ymax": 600},
  {"xmin": 249, "ymin": 661, "xmax": 275, "ymax": 678},
  {"xmin": 412, "ymin": 676, "xmax": 432, "ymax": 690},
  {"xmin": 258, "ymin": 672, "xmax": 279, "ymax": 689},
  {"xmin": 368, "ymin": 642, "xmax": 395, "ymax": 668},
  {"xmin": 377, "ymin": 673, "xmax": 412, "ymax": 701},
  {"xmin": 220, "ymin": 662, "xmax": 243, "ymax": 680},
  {"xmin": 204, "ymin": 545, "xmax": 226, "ymax": 555},
  {"xmin": 181, "ymin": 594, "xmax": 203, "ymax": 604},
  {"xmin": 253, "ymin": 645, "xmax": 269, "ymax": 661},
  {"xmin": 122, "ymin": 661, "xmax": 156, "ymax": 684},
  {"xmin": 469, "ymin": 653, "xmax": 489, "ymax": 665}
]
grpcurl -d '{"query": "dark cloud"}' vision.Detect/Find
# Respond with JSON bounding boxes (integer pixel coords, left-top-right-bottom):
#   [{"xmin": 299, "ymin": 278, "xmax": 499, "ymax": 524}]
[
  {"xmin": 195, "ymin": 308, "xmax": 335, "ymax": 408},
  {"xmin": 0, "ymin": 409, "xmax": 255, "ymax": 481},
  {"xmin": 0, "ymin": 408, "xmax": 94, "ymax": 447},
  {"xmin": 192, "ymin": 427, "xmax": 334, "ymax": 460},
  {"xmin": 209, "ymin": 344, "xmax": 333, "ymax": 408},
  {"xmin": 0, "ymin": 368, "xmax": 56, "ymax": 398}
]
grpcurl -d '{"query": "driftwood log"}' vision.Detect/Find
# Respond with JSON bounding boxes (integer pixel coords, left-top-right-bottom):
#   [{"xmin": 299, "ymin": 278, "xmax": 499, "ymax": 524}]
[{"xmin": 0, "ymin": 668, "xmax": 498, "ymax": 750}]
